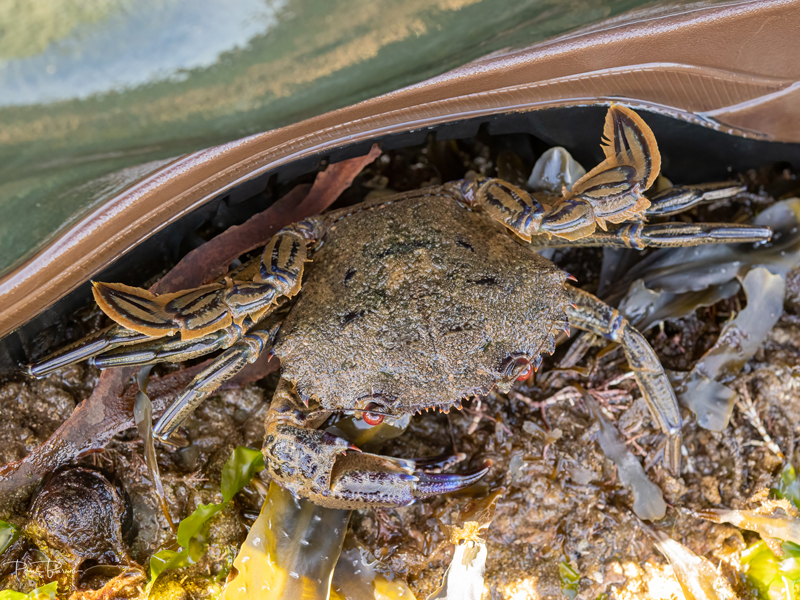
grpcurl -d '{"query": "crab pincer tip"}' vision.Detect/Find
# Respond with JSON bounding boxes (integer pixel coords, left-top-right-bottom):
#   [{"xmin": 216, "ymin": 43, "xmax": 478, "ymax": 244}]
[
  {"xmin": 565, "ymin": 272, "xmax": 578, "ymax": 282},
  {"xmin": 414, "ymin": 459, "xmax": 493, "ymax": 497},
  {"xmin": 347, "ymin": 443, "xmax": 362, "ymax": 452}
]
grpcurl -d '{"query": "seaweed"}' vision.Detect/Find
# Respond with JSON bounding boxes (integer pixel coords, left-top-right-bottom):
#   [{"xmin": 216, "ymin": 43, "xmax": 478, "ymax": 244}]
[
  {"xmin": 428, "ymin": 489, "xmax": 504, "ymax": 600},
  {"xmin": 220, "ymin": 482, "xmax": 349, "ymax": 600},
  {"xmin": 0, "ymin": 523, "xmax": 19, "ymax": 558},
  {"xmin": 330, "ymin": 534, "xmax": 417, "ymax": 600},
  {"xmin": 676, "ymin": 267, "xmax": 785, "ymax": 431},
  {"xmin": 583, "ymin": 392, "xmax": 666, "ymax": 521},
  {"xmin": 427, "ymin": 542, "xmax": 487, "ymax": 600},
  {"xmin": 0, "ymin": 582, "xmax": 57, "ymax": 600},
  {"xmin": 527, "ymin": 147, "xmax": 586, "ymax": 194},
  {"xmin": 146, "ymin": 446, "xmax": 266, "ymax": 595},
  {"xmin": 617, "ymin": 198, "xmax": 800, "ymax": 301},
  {"xmin": 133, "ymin": 366, "xmax": 173, "ymax": 531},
  {"xmin": 741, "ymin": 540, "xmax": 800, "ymax": 599},
  {"xmin": 617, "ymin": 198, "xmax": 800, "ymax": 332},
  {"xmin": 558, "ymin": 562, "xmax": 580, "ymax": 599},
  {"xmin": 704, "ymin": 465, "xmax": 800, "ymax": 598},
  {"xmin": 640, "ymin": 525, "xmax": 737, "ymax": 600}
]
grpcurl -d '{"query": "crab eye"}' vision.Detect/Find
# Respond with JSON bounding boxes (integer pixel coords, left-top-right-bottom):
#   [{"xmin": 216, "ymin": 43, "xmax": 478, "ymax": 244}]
[
  {"xmin": 363, "ymin": 412, "xmax": 384, "ymax": 426},
  {"xmin": 362, "ymin": 402, "xmax": 385, "ymax": 426},
  {"xmin": 514, "ymin": 357, "xmax": 533, "ymax": 381},
  {"xmin": 516, "ymin": 362, "xmax": 533, "ymax": 381}
]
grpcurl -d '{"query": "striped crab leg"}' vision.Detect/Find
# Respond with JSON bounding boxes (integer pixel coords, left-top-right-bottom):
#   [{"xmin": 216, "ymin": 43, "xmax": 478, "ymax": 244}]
[
  {"xmin": 565, "ymin": 285, "xmax": 682, "ymax": 475},
  {"xmin": 448, "ymin": 104, "xmax": 770, "ymax": 250},
  {"xmin": 27, "ymin": 217, "xmax": 324, "ymax": 377},
  {"xmin": 91, "ymin": 219, "xmax": 321, "ymax": 341},
  {"xmin": 448, "ymin": 104, "xmax": 659, "ymax": 241},
  {"xmin": 527, "ymin": 221, "xmax": 771, "ymax": 249}
]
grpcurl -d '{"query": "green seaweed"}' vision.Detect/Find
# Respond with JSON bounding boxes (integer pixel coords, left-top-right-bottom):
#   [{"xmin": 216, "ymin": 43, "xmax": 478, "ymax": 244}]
[
  {"xmin": 559, "ymin": 562, "xmax": 580, "ymax": 599},
  {"xmin": 739, "ymin": 464, "xmax": 800, "ymax": 599},
  {"xmin": 146, "ymin": 446, "xmax": 265, "ymax": 594},
  {"xmin": 777, "ymin": 464, "xmax": 800, "ymax": 508},
  {"xmin": 0, "ymin": 582, "xmax": 58, "ymax": 600},
  {"xmin": 220, "ymin": 447, "xmax": 266, "ymax": 502},
  {"xmin": 0, "ymin": 520, "xmax": 19, "ymax": 557},
  {"xmin": 741, "ymin": 540, "xmax": 800, "ymax": 600}
]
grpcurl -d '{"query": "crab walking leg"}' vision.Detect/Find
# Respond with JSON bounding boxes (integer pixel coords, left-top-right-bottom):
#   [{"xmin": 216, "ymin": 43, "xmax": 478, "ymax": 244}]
[
  {"xmin": 28, "ymin": 221, "xmax": 317, "ymax": 376},
  {"xmin": 564, "ymin": 285, "xmax": 682, "ymax": 475},
  {"xmin": 450, "ymin": 105, "xmax": 663, "ymax": 242},
  {"xmin": 152, "ymin": 324, "xmax": 278, "ymax": 441},
  {"xmin": 527, "ymin": 222, "xmax": 772, "ymax": 249},
  {"xmin": 93, "ymin": 310, "xmax": 284, "ymax": 368},
  {"xmin": 92, "ymin": 218, "xmax": 323, "ymax": 341},
  {"xmin": 27, "ymin": 325, "xmax": 154, "ymax": 378},
  {"xmin": 564, "ymin": 104, "xmax": 660, "ymax": 226},
  {"xmin": 91, "ymin": 322, "xmax": 252, "ymax": 368},
  {"xmin": 646, "ymin": 181, "xmax": 746, "ymax": 217},
  {"xmin": 262, "ymin": 381, "xmax": 490, "ymax": 510},
  {"xmin": 27, "ymin": 237, "xmax": 302, "ymax": 377}
]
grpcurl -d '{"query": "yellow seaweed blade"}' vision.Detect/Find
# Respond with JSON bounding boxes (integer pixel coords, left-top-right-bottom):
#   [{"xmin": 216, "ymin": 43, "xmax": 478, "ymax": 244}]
[
  {"xmin": 698, "ymin": 508, "xmax": 800, "ymax": 547},
  {"xmin": 642, "ymin": 526, "xmax": 737, "ymax": 600},
  {"xmin": 221, "ymin": 483, "xmax": 349, "ymax": 600},
  {"xmin": 222, "ymin": 418, "xmax": 415, "ymax": 600}
]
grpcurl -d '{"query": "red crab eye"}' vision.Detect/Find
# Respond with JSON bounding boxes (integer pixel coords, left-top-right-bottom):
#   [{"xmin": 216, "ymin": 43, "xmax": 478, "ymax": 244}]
[
  {"xmin": 362, "ymin": 402, "xmax": 385, "ymax": 426},
  {"xmin": 515, "ymin": 358, "xmax": 533, "ymax": 381},
  {"xmin": 363, "ymin": 412, "xmax": 384, "ymax": 426}
]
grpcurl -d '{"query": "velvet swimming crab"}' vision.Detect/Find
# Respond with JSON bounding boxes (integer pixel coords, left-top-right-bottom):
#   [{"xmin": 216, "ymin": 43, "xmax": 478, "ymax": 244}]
[{"xmin": 29, "ymin": 106, "xmax": 771, "ymax": 509}]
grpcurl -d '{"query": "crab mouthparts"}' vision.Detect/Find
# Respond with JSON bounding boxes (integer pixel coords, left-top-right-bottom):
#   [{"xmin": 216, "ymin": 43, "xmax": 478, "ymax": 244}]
[{"xmin": 413, "ymin": 401, "xmax": 464, "ymax": 415}]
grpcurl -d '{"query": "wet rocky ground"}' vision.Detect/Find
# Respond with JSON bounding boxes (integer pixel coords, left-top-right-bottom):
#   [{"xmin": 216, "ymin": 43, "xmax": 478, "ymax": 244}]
[{"xmin": 0, "ymin": 134, "xmax": 798, "ymax": 599}]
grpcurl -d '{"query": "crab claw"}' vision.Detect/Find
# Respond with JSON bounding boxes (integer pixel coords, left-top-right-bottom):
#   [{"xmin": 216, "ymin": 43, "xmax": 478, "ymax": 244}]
[
  {"xmin": 406, "ymin": 452, "xmax": 467, "ymax": 472},
  {"xmin": 328, "ymin": 453, "xmax": 490, "ymax": 508},
  {"xmin": 263, "ymin": 422, "xmax": 489, "ymax": 509}
]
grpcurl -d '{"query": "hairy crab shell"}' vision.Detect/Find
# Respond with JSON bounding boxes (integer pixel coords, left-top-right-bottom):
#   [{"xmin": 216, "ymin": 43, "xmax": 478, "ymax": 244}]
[{"xmin": 273, "ymin": 193, "xmax": 569, "ymax": 415}]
